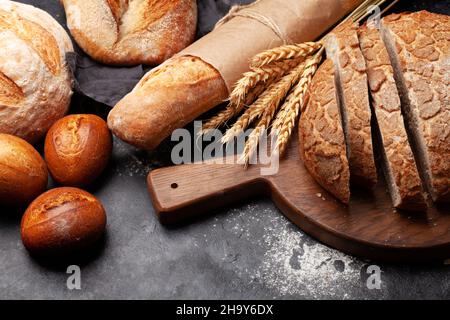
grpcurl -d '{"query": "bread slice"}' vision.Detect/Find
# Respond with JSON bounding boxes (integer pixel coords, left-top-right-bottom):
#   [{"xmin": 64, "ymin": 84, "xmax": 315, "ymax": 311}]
[
  {"xmin": 381, "ymin": 11, "xmax": 450, "ymax": 202},
  {"xmin": 326, "ymin": 21, "xmax": 378, "ymax": 188},
  {"xmin": 358, "ymin": 25, "xmax": 426, "ymax": 211},
  {"xmin": 299, "ymin": 59, "xmax": 350, "ymax": 204}
]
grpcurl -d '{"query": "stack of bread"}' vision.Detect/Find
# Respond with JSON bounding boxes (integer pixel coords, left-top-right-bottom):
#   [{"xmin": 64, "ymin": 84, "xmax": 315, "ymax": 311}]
[{"xmin": 299, "ymin": 11, "xmax": 449, "ymax": 210}]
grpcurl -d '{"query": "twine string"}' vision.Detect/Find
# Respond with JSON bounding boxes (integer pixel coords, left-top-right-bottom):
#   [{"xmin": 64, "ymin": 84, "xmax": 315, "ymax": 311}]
[{"xmin": 214, "ymin": 0, "xmax": 292, "ymax": 45}]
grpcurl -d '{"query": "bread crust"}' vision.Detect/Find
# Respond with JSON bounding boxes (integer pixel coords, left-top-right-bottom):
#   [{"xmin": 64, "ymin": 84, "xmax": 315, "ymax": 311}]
[
  {"xmin": 62, "ymin": 0, "xmax": 197, "ymax": 66},
  {"xmin": 0, "ymin": 0, "xmax": 73, "ymax": 144},
  {"xmin": 108, "ymin": 55, "xmax": 228, "ymax": 150},
  {"xmin": 381, "ymin": 11, "xmax": 450, "ymax": 202},
  {"xmin": 299, "ymin": 59, "xmax": 350, "ymax": 204},
  {"xmin": 45, "ymin": 114, "xmax": 113, "ymax": 187},
  {"xmin": 0, "ymin": 134, "xmax": 48, "ymax": 207},
  {"xmin": 358, "ymin": 25, "xmax": 426, "ymax": 211},
  {"xmin": 21, "ymin": 187, "xmax": 106, "ymax": 256},
  {"xmin": 326, "ymin": 22, "xmax": 378, "ymax": 188}
]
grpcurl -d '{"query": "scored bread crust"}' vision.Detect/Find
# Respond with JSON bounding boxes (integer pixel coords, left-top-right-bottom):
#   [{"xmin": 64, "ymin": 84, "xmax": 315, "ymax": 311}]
[
  {"xmin": 0, "ymin": 0, "xmax": 73, "ymax": 144},
  {"xmin": 358, "ymin": 25, "xmax": 426, "ymax": 211},
  {"xmin": 381, "ymin": 11, "xmax": 450, "ymax": 202},
  {"xmin": 299, "ymin": 59, "xmax": 350, "ymax": 204},
  {"xmin": 62, "ymin": 0, "xmax": 197, "ymax": 66},
  {"xmin": 107, "ymin": 55, "xmax": 228, "ymax": 150},
  {"xmin": 326, "ymin": 21, "xmax": 378, "ymax": 188}
]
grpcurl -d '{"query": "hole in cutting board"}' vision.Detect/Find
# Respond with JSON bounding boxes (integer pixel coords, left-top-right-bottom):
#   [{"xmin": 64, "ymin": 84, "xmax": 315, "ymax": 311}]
[{"xmin": 171, "ymin": 183, "xmax": 178, "ymax": 189}]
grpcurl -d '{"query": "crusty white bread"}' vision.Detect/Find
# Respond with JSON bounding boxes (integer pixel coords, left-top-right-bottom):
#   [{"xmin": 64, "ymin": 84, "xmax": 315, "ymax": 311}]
[
  {"xmin": 299, "ymin": 59, "xmax": 350, "ymax": 204},
  {"xmin": 62, "ymin": 0, "xmax": 197, "ymax": 66},
  {"xmin": 326, "ymin": 21, "xmax": 378, "ymax": 188},
  {"xmin": 0, "ymin": 0, "xmax": 73, "ymax": 144},
  {"xmin": 381, "ymin": 11, "xmax": 450, "ymax": 203},
  {"xmin": 108, "ymin": 55, "xmax": 228, "ymax": 150},
  {"xmin": 358, "ymin": 24, "xmax": 426, "ymax": 211}
]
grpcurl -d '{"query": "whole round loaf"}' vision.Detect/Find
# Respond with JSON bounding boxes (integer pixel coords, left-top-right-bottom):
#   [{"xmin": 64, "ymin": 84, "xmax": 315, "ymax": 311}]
[
  {"xmin": 62, "ymin": 0, "xmax": 197, "ymax": 66},
  {"xmin": 21, "ymin": 187, "xmax": 107, "ymax": 256},
  {"xmin": 0, "ymin": 134, "xmax": 48, "ymax": 207},
  {"xmin": 45, "ymin": 114, "xmax": 113, "ymax": 187},
  {"xmin": 0, "ymin": 0, "xmax": 73, "ymax": 144}
]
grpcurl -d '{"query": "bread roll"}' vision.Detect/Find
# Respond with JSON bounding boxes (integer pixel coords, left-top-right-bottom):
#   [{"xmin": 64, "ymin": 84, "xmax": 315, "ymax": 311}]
[
  {"xmin": 21, "ymin": 187, "xmax": 106, "ymax": 256},
  {"xmin": 381, "ymin": 11, "xmax": 450, "ymax": 202},
  {"xmin": 326, "ymin": 22, "xmax": 377, "ymax": 188},
  {"xmin": 299, "ymin": 59, "xmax": 350, "ymax": 204},
  {"xmin": 108, "ymin": 55, "xmax": 228, "ymax": 150},
  {"xmin": 45, "ymin": 114, "xmax": 113, "ymax": 187},
  {"xmin": 0, "ymin": 0, "xmax": 73, "ymax": 144},
  {"xmin": 62, "ymin": 0, "xmax": 197, "ymax": 66},
  {"xmin": 0, "ymin": 134, "xmax": 48, "ymax": 207},
  {"xmin": 358, "ymin": 25, "xmax": 426, "ymax": 211}
]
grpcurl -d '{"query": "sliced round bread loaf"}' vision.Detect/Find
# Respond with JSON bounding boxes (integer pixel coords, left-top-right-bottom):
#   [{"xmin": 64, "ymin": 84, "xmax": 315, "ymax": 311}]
[
  {"xmin": 381, "ymin": 11, "xmax": 450, "ymax": 203},
  {"xmin": 358, "ymin": 24, "xmax": 427, "ymax": 211},
  {"xmin": 325, "ymin": 21, "xmax": 378, "ymax": 188},
  {"xmin": 299, "ymin": 59, "xmax": 350, "ymax": 204}
]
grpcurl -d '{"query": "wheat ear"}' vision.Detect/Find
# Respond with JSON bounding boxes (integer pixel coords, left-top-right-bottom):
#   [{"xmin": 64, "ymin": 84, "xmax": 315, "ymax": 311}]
[
  {"xmin": 200, "ymin": 59, "xmax": 301, "ymax": 134},
  {"xmin": 272, "ymin": 49, "xmax": 323, "ymax": 156},
  {"xmin": 222, "ymin": 61, "xmax": 305, "ymax": 143},
  {"xmin": 251, "ymin": 42, "xmax": 321, "ymax": 68},
  {"xmin": 229, "ymin": 58, "xmax": 304, "ymax": 108}
]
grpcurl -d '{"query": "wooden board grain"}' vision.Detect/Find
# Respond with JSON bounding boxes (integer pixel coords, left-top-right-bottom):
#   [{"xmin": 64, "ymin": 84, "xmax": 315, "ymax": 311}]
[{"xmin": 147, "ymin": 133, "xmax": 450, "ymax": 262}]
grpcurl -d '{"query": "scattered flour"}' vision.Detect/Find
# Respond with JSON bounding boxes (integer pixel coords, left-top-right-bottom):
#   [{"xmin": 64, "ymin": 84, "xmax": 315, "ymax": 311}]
[
  {"xmin": 256, "ymin": 225, "xmax": 364, "ymax": 298},
  {"xmin": 223, "ymin": 205, "xmax": 365, "ymax": 299}
]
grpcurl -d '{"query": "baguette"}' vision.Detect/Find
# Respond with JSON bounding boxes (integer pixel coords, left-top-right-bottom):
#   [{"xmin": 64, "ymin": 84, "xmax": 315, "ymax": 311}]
[
  {"xmin": 326, "ymin": 21, "xmax": 378, "ymax": 188},
  {"xmin": 62, "ymin": 0, "xmax": 197, "ymax": 66},
  {"xmin": 381, "ymin": 11, "xmax": 450, "ymax": 202},
  {"xmin": 299, "ymin": 59, "xmax": 350, "ymax": 204},
  {"xmin": 108, "ymin": 55, "xmax": 228, "ymax": 150},
  {"xmin": 358, "ymin": 24, "xmax": 426, "ymax": 210}
]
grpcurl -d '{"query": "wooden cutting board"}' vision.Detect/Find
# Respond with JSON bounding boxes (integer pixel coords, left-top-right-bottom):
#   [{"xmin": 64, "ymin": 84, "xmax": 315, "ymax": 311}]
[{"xmin": 147, "ymin": 133, "xmax": 450, "ymax": 262}]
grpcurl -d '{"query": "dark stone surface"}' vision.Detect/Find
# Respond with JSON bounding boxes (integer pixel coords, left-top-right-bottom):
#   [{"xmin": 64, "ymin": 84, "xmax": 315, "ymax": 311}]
[{"xmin": 0, "ymin": 0, "xmax": 449, "ymax": 300}]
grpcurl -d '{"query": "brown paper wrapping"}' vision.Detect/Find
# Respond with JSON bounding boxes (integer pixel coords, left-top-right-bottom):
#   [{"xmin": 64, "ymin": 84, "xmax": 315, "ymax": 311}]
[{"xmin": 180, "ymin": 0, "xmax": 363, "ymax": 92}]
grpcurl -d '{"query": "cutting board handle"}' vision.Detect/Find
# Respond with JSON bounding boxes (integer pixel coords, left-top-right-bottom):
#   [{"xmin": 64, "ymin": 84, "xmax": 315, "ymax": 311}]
[{"xmin": 147, "ymin": 161, "xmax": 267, "ymax": 224}]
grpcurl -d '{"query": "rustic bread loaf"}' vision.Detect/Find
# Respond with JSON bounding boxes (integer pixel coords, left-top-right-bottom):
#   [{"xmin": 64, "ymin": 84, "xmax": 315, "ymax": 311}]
[
  {"xmin": 381, "ymin": 11, "xmax": 450, "ymax": 203},
  {"xmin": 299, "ymin": 59, "xmax": 350, "ymax": 204},
  {"xmin": 326, "ymin": 21, "xmax": 378, "ymax": 188},
  {"xmin": 0, "ymin": 0, "xmax": 73, "ymax": 144},
  {"xmin": 62, "ymin": 0, "xmax": 197, "ymax": 66},
  {"xmin": 358, "ymin": 25, "xmax": 426, "ymax": 211},
  {"xmin": 108, "ymin": 55, "xmax": 228, "ymax": 150}
]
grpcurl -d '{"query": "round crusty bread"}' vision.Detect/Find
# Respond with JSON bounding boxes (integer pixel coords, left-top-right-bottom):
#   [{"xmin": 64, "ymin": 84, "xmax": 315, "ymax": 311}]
[
  {"xmin": 0, "ymin": 0, "xmax": 73, "ymax": 144},
  {"xmin": 62, "ymin": 0, "xmax": 197, "ymax": 66},
  {"xmin": 299, "ymin": 59, "xmax": 350, "ymax": 204}
]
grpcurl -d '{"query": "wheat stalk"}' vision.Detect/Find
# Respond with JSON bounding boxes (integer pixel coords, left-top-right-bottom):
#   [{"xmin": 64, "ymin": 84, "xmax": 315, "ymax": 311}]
[
  {"xmin": 222, "ymin": 61, "xmax": 305, "ymax": 143},
  {"xmin": 272, "ymin": 50, "xmax": 323, "ymax": 156},
  {"xmin": 199, "ymin": 82, "xmax": 267, "ymax": 134},
  {"xmin": 229, "ymin": 58, "xmax": 304, "ymax": 109},
  {"xmin": 251, "ymin": 42, "xmax": 321, "ymax": 68},
  {"xmin": 200, "ymin": 59, "xmax": 301, "ymax": 134},
  {"xmin": 239, "ymin": 119, "xmax": 267, "ymax": 167}
]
